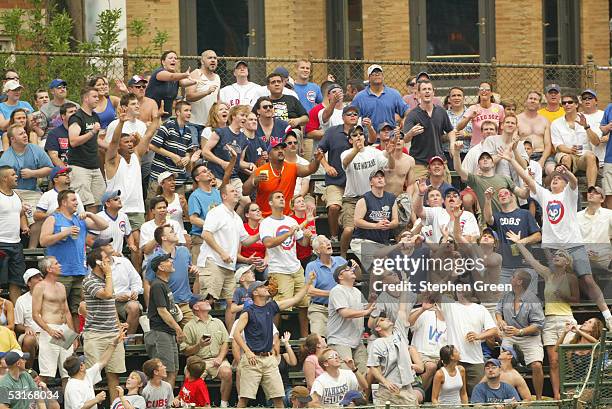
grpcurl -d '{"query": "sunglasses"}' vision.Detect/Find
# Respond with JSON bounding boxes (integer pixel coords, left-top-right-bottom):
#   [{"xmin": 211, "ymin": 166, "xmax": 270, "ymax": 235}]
[
  {"xmin": 561, "ymin": 100, "xmax": 575, "ymax": 105},
  {"xmin": 479, "ymin": 87, "xmax": 491, "ymax": 92},
  {"xmin": 261, "ymin": 105, "xmax": 273, "ymax": 110},
  {"xmin": 285, "ymin": 141, "xmax": 298, "ymax": 146},
  {"xmin": 344, "ymin": 112, "xmax": 359, "ymax": 117},
  {"xmin": 5, "ymin": 77, "xmax": 18, "ymax": 81},
  {"xmin": 55, "ymin": 85, "xmax": 67, "ymax": 90},
  {"xmin": 325, "ymin": 352, "xmax": 340, "ymax": 360},
  {"xmin": 132, "ymin": 85, "xmax": 146, "ymax": 89},
  {"xmin": 582, "ymin": 96, "xmax": 594, "ymax": 101}
]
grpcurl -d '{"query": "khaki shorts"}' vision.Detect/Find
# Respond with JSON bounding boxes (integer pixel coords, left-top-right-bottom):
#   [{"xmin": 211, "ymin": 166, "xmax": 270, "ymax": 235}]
[
  {"xmin": 70, "ymin": 166, "xmax": 106, "ymax": 206},
  {"xmin": 199, "ymin": 258, "xmax": 235, "ymax": 300},
  {"xmin": 307, "ymin": 303, "xmax": 328, "ymax": 337},
  {"xmin": 238, "ymin": 354, "xmax": 285, "ymax": 400},
  {"xmin": 501, "ymin": 334, "xmax": 544, "ymax": 366},
  {"xmin": 38, "ymin": 324, "xmax": 73, "ymax": 378},
  {"xmin": 542, "ymin": 315, "xmax": 576, "ymax": 346},
  {"xmin": 329, "ymin": 343, "xmax": 367, "ymax": 374},
  {"xmin": 178, "ymin": 303, "xmax": 194, "ymax": 328},
  {"xmin": 126, "ymin": 212, "xmax": 145, "ymax": 230},
  {"xmin": 302, "ymin": 138, "xmax": 314, "ymax": 161},
  {"xmin": 375, "ymin": 385, "xmax": 417, "ymax": 407},
  {"xmin": 270, "ymin": 268, "xmax": 308, "ymax": 310},
  {"xmin": 203, "ymin": 358, "xmax": 231, "ymax": 379},
  {"xmin": 340, "ymin": 197, "xmax": 359, "ymax": 228},
  {"xmin": 115, "ymin": 299, "xmax": 143, "ymax": 321},
  {"xmin": 324, "ymin": 185, "xmax": 344, "ymax": 208},
  {"xmin": 603, "ymin": 163, "xmax": 612, "ymax": 195},
  {"xmin": 15, "ymin": 189, "xmax": 41, "ymax": 226},
  {"xmin": 83, "ymin": 330, "xmax": 126, "ymax": 374},
  {"xmin": 191, "ymin": 235, "xmax": 203, "ymax": 265},
  {"xmin": 57, "ymin": 275, "xmax": 83, "ymax": 314},
  {"xmin": 555, "ymin": 152, "xmax": 596, "ymax": 173}
]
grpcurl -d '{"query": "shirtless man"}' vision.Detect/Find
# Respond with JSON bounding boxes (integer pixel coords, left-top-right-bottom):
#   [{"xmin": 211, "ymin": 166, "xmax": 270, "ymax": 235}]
[
  {"xmin": 479, "ymin": 345, "xmax": 531, "ymax": 401},
  {"xmin": 31, "ymin": 256, "xmax": 78, "ymax": 388},
  {"xmin": 384, "ymin": 133, "xmax": 415, "ymax": 196},
  {"xmin": 518, "ymin": 91, "xmax": 553, "ymax": 175}
]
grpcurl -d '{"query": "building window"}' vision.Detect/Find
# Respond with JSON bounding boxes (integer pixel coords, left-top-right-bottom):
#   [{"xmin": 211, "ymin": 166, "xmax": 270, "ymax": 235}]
[
  {"xmin": 543, "ymin": 0, "xmax": 580, "ymax": 87},
  {"xmin": 327, "ymin": 0, "xmax": 363, "ymax": 59}
]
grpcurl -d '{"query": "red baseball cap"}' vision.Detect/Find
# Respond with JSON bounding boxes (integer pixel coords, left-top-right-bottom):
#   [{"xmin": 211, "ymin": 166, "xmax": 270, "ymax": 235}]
[{"xmin": 428, "ymin": 156, "xmax": 445, "ymax": 166}]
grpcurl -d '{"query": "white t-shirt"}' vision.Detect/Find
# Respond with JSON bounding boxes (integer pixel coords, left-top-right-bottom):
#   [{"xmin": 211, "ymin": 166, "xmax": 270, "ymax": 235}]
[
  {"xmin": 410, "ymin": 309, "xmax": 447, "ymax": 358},
  {"xmin": 423, "ymin": 207, "xmax": 480, "ymax": 244},
  {"xmin": 0, "ymin": 191, "xmax": 22, "ymax": 243},
  {"xmin": 528, "ymin": 159, "xmax": 543, "ymax": 186},
  {"xmin": 318, "ymin": 108, "xmax": 344, "ymax": 132},
  {"xmin": 551, "ymin": 116, "xmax": 589, "ymax": 151},
  {"xmin": 139, "ymin": 219, "xmax": 186, "ymax": 265},
  {"xmin": 440, "ymin": 302, "xmax": 496, "ymax": 364},
  {"xmin": 36, "ymin": 188, "xmax": 85, "ymax": 216},
  {"xmin": 584, "ymin": 110, "xmax": 605, "ymax": 164},
  {"xmin": 311, "ymin": 369, "xmax": 359, "ymax": 406},
  {"xmin": 534, "ymin": 183, "xmax": 582, "ymax": 247},
  {"xmin": 293, "ymin": 155, "xmax": 311, "ymax": 196},
  {"xmin": 90, "ymin": 210, "xmax": 132, "ymax": 253},
  {"xmin": 461, "ymin": 143, "xmax": 484, "ymax": 175},
  {"xmin": 190, "ymin": 73, "xmax": 221, "ymax": 126},
  {"xmin": 104, "ymin": 118, "xmax": 147, "ymax": 144},
  {"xmin": 341, "ymin": 147, "xmax": 388, "ymax": 197},
  {"xmin": 197, "ymin": 204, "xmax": 249, "ymax": 270},
  {"xmin": 259, "ymin": 215, "xmax": 303, "ymax": 274},
  {"xmin": 64, "ymin": 363, "xmax": 103, "ymax": 409},
  {"xmin": 14, "ymin": 291, "xmax": 42, "ymax": 333},
  {"xmin": 219, "ymin": 82, "xmax": 260, "ymax": 107}
]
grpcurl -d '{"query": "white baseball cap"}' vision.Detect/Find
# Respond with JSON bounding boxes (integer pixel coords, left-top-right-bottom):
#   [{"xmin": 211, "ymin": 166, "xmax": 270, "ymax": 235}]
[
  {"xmin": 157, "ymin": 171, "xmax": 175, "ymax": 184},
  {"xmin": 23, "ymin": 268, "xmax": 42, "ymax": 284},
  {"xmin": 367, "ymin": 64, "xmax": 383, "ymax": 76}
]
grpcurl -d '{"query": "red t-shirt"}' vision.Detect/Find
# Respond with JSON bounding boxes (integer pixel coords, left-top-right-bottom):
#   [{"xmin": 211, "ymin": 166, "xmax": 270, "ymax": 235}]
[
  {"xmin": 291, "ymin": 214, "xmax": 316, "ymax": 260},
  {"xmin": 305, "ymin": 103, "xmax": 325, "ymax": 133},
  {"xmin": 255, "ymin": 161, "xmax": 298, "ymax": 217},
  {"xmin": 179, "ymin": 377, "xmax": 210, "ymax": 406},
  {"xmin": 240, "ymin": 222, "xmax": 266, "ymax": 259}
]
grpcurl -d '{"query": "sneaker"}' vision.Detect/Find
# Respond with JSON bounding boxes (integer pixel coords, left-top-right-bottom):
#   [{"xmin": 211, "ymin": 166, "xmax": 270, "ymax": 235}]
[{"xmin": 606, "ymin": 316, "xmax": 612, "ymax": 332}]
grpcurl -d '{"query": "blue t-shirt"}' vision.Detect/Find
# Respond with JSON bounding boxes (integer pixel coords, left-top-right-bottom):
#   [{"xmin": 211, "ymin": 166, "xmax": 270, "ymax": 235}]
[
  {"xmin": 294, "ymin": 82, "xmax": 323, "ymax": 113},
  {"xmin": 145, "ymin": 246, "xmax": 192, "ymax": 304},
  {"xmin": 243, "ymin": 300, "xmax": 280, "ymax": 353},
  {"xmin": 600, "ymin": 103, "xmax": 612, "ymax": 163},
  {"xmin": 244, "ymin": 135, "xmax": 268, "ymax": 165},
  {"xmin": 305, "ymin": 256, "xmax": 345, "ymax": 305},
  {"xmin": 46, "ymin": 212, "xmax": 88, "ymax": 276},
  {"xmin": 318, "ymin": 125, "xmax": 351, "ymax": 187},
  {"xmin": 208, "ymin": 127, "xmax": 248, "ymax": 180},
  {"xmin": 0, "ymin": 144, "xmax": 53, "ymax": 191},
  {"xmin": 255, "ymin": 118, "xmax": 289, "ymax": 147},
  {"xmin": 0, "ymin": 101, "xmax": 34, "ymax": 123},
  {"xmin": 470, "ymin": 381, "xmax": 521, "ymax": 403},
  {"xmin": 187, "ymin": 187, "xmax": 221, "ymax": 236},
  {"xmin": 492, "ymin": 208, "xmax": 540, "ymax": 269},
  {"xmin": 350, "ymin": 86, "xmax": 408, "ymax": 130}
]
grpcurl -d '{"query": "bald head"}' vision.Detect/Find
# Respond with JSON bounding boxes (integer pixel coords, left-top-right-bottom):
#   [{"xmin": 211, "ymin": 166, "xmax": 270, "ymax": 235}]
[{"xmin": 201, "ymin": 50, "xmax": 218, "ymax": 73}]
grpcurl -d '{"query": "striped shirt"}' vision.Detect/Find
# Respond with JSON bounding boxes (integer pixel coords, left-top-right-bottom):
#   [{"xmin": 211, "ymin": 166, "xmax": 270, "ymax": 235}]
[
  {"xmin": 83, "ymin": 272, "xmax": 118, "ymax": 332},
  {"xmin": 150, "ymin": 118, "xmax": 197, "ymax": 186}
]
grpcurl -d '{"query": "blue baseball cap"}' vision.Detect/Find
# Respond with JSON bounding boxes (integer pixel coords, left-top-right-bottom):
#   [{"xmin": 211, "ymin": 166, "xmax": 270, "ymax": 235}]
[
  {"xmin": 340, "ymin": 391, "xmax": 365, "ymax": 407},
  {"xmin": 273, "ymin": 66, "xmax": 289, "ymax": 78},
  {"xmin": 247, "ymin": 281, "xmax": 267, "ymax": 297},
  {"xmin": 101, "ymin": 190, "xmax": 121, "ymax": 205},
  {"xmin": 49, "ymin": 79, "xmax": 67, "ymax": 89},
  {"xmin": 485, "ymin": 358, "xmax": 501, "ymax": 367},
  {"xmin": 581, "ymin": 89, "xmax": 597, "ymax": 98},
  {"xmin": 501, "ymin": 345, "xmax": 518, "ymax": 361},
  {"xmin": 482, "ymin": 227, "xmax": 499, "ymax": 241},
  {"xmin": 49, "ymin": 166, "xmax": 71, "ymax": 180}
]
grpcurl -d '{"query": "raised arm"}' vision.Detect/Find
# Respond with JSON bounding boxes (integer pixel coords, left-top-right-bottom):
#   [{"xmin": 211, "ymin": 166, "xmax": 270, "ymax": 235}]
[
  {"xmin": 450, "ymin": 141, "xmax": 469, "ymax": 182},
  {"xmin": 506, "ymin": 232, "xmax": 550, "ymax": 278},
  {"xmin": 498, "ymin": 147, "xmax": 537, "ymax": 193},
  {"xmin": 135, "ymin": 106, "xmax": 163, "ymax": 159}
]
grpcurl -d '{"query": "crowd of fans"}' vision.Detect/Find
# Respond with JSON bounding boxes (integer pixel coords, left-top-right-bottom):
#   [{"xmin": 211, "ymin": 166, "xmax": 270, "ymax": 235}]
[{"xmin": 0, "ymin": 48, "xmax": 609, "ymax": 408}]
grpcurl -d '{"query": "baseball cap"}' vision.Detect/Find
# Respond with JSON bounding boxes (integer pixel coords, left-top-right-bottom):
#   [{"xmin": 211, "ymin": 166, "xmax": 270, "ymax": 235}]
[
  {"xmin": 501, "ymin": 345, "xmax": 518, "ymax": 361},
  {"xmin": 327, "ymin": 83, "xmax": 342, "ymax": 94},
  {"xmin": 545, "ymin": 83, "xmax": 561, "ymax": 93},
  {"xmin": 550, "ymin": 170, "xmax": 569, "ymax": 183},
  {"xmin": 428, "ymin": 156, "xmax": 445, "ymax": 166},
  {"xmin": 444, "ymin": 186, "xmax": 461, "ymax": 198},
  {"xmin": 92, "ymin": 237, "xmax": 113, "ymax": 249},
  {"xmin": 348, "ymin": 124, "xmax": 364, "ymax": 136},
  {"xmin": 101, "ymin": 189, "xmax": 121, "ymax": 204},
  {"xmin": 342, "ymin": 105, "xmax": 360, "ymax": 115},
  {"xmin": 49, "ymin": 166, "xmax": 71, "ymax": 180},
  {"xmin": 273, "ymin": 66, "xmax": 290, "ymax": 78},
  {"xmin": 127, "ymin": 75, "xmax": 147, "ymax": 86},
  {"xmin": 267, "ymin": 139, "xmax": 287, "ymax": 153},
  {"xmin": 333, "ymin": 263, "xmax": 351, "ymax": 282},
  {"xmin": 63, "ymin": 355, "xmax": 86, "ymax": 376},
  {"xmin": 485, "ymin": 358, "xmax": 501, "ymax": 367},
  {"xmin": 481, "ymin": 227, "xmax": 499, "ymax": 241},
  {"xmin": 49, "ymin": 79, "xmax": 67, "ymax": 89},
  {"xmin": 284, "ymin": 128, "xmax": 298, "ymax": 138},
  {"xmin": 189, "ymin": 294, "xmax": 209, "ymax": 309},
  {"xmin": 290, "ymin": 386, "xmax": 313, "ymax": 404},
  {"xmin": 150, "ymin": 253, "xmax": 172, "ymax": 272},
  {"xmin": 234, "ymin": 60, "xmax": 249, "ymax": 69},
  {"xmin": 235, "ymin": 264, "xmax": 255, "ymax": 284},
  {"xmin": 23, "ymin": 268, "xmax": 42, "ymax": 284},
  {"xmin": 478, "ymin": 151, "xmax": 493, "ymax": 161},
  {"xmin": 416, "ymin": 71, "xmax": 431, "ymax": 81},
  {"xmin": 588, "ymin": 185, "xmax": 604, "ymax": 196},
  {"xmin": 340, "ymin": 391, "xmax": 366, "ymax": 407},
  {"xmin": 2, "ymin": 80, "xmax": 22, "ymax": 93},
  {"xmin": 367, "ymin": 64, "xmax": 383, "ymax": 76},
  {"xmin": 377, "ymin": 122, "xmax": 393, "ymax": 132},
  {"xmin": 5, "ymin": 350, "xmax": 30, "ymax": 366},
  {"xmin": 247, "ymin": 280, "xmax": 267, "ymax": 297},
  {"xmin": 157, "ymin": 171, "xmax": 175, "ymax": 184},
  {"xmin": 369, "ymin": 168, "xmax": 385, "ymax": 180},
  {"xmin": 581, "ymin": 89, "xmax": 597, "ymax": 98}
]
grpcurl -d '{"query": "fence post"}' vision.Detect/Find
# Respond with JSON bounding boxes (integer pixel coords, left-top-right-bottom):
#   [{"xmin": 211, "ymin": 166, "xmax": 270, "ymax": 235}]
[
  {"xmin": 490, "ymin": 57, "xmax": 497, "ymax": 89},
  {"xmin": 122, "ymin": 48, "xmax": 129, "ymax": 83},
  {"xmin": 585, "ymin": 53, "xmax": 595, "ymax": 90}
]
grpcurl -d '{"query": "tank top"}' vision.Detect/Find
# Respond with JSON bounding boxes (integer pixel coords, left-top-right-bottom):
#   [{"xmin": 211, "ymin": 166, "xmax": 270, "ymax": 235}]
[
  {"xmin": 96, "ymin": 96, "xmax": 116, "ymax": 129},
  {"xmin": 145, "ymin": 67, "xmax": 179, "ymax": 120},
  {"xmin": 544, "ymin": 274, "xmax": 573, "ymax": 316},
  {"xmin": 105, "ymin": 154, "xmax": 145, "ymax": 213},
  {"xmin": 166, "ymin": 193, "xmax": 184, "ymax": 227},
  {"xmin": 438, "ymin": 366, "xmax": 463, "ymax": 405},
  {"xmin": 353, "ymin": 191, "xmax": 396, "ymax": 243},
  {"xmin": 208, "ymin": 127, "xmax": 248, "ymax": 180},
  {"xmin": 0, "ymin": 300, "xmax": 7, "ymax": 326},
  {"xmin": 46, "ymin": 212, "xmax": 87, "ymax": 276}
]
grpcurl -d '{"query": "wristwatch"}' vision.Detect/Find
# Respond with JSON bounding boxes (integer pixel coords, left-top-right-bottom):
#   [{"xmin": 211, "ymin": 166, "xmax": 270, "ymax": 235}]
[
  {"xmin": 518, "ymin": 329, "xmax": 524, "ymax": 337},
  {"xmin": 584, "ymin": 125, "xmax": 591, "ymax": 130}
]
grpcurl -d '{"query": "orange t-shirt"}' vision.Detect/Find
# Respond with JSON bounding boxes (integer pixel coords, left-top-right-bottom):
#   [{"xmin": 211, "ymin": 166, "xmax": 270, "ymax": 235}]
[{"xmin": 255, "ymin": 161, "xmax": 298, "ymax": 217}]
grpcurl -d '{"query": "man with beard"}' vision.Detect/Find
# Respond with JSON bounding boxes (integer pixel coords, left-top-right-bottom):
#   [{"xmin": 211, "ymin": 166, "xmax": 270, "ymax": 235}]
[
  {"xmin": 243, "ymin": 139, "xmax": 322, "ymax": 217},
  {"xmin": 186, "ymin": 50, "xmax": 220, "ymax": 129}
]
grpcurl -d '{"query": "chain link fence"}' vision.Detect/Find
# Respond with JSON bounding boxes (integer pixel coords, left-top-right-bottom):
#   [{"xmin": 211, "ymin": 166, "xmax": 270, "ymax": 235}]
[{"xmin": 0, "ymin": 50, "xmax": 602, "ymax": 107}]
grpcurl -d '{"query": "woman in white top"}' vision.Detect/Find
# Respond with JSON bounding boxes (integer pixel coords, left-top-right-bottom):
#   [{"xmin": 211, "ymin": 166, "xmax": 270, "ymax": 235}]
[
  {"xmin": 156, "ymin": 171, "xmax": 188, "ymax": 242},
  {"xmin": 431, "ymin": 345, "xmax": 468, "ymax": 405}
]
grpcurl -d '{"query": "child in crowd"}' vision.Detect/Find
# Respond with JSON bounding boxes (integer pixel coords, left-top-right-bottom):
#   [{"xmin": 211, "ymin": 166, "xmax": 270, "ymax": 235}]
[
  {"xmin": 229, "ymin": 264, "xmax": 256, "ymax": 316},
  {"xmin": 112, "ymin": 370, "xmax": 148, "ymax": 409},
  {"xmin": 175, "ymin": 356, "xmax": 211, "ymax": 407}
]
